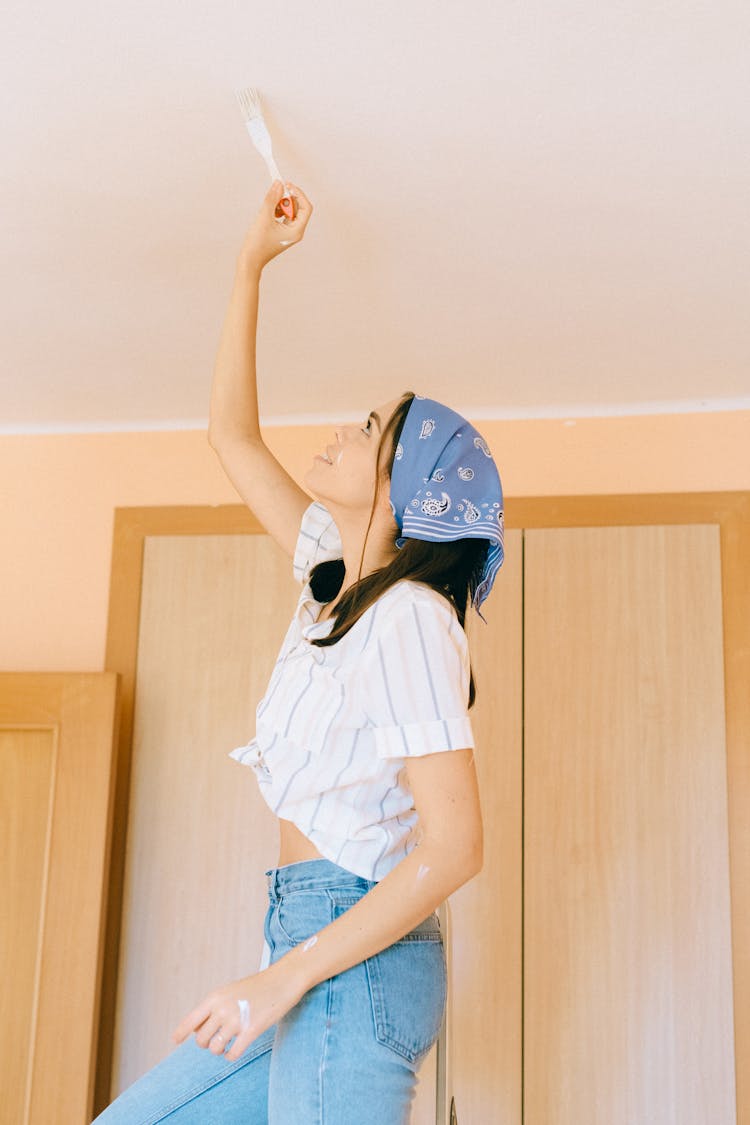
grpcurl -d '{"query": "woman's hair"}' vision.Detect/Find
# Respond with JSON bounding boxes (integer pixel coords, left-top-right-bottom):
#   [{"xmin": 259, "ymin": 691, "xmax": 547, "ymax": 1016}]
[{"xmin": 308, "ymin": 391, "xmax": 488, "ymax": 708}]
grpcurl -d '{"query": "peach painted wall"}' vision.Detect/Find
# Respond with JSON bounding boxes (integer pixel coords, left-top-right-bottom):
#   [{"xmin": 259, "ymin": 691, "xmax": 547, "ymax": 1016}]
[{"xmin": 1, "ymin": 411, "xmax": 748, "ymax": 671}]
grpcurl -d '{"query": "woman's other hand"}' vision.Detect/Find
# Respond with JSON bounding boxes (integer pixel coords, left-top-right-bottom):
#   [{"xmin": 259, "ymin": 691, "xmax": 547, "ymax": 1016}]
[
  {"xmin": 239, "ymin": 181, "xmax": 313, "ymax": 273},
  {"xmin": 170, "ymin": 956, "xmax": 307, "ymax": 1062}
]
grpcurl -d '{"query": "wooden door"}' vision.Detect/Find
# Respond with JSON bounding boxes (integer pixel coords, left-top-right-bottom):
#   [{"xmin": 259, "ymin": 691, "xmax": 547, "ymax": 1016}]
[
  {"xmin": 101, "ymin": 496, "xmax": 749, "ymax": 1124},
  {"xmin": 0, "ymin": 673, "xmax": 119, "ymax": 1125},
  {"xmin": 445, "ymin": 529, "xmax": 524, "ymax": 1124},
  {"xmin": 523, "ymin": 525, "xmax": 735, "ymax": 1125},
  {"xmin": 111, "ymin": 533, "xmax": 292, "ymax": 1091}
]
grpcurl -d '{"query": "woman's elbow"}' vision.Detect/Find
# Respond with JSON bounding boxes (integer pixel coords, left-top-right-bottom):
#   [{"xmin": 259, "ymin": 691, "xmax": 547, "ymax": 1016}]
[
  {"xmin": 458, "ymin": 824, "xmax": 483, "ymax": 878},
  {"xmin": 430, "ymin": 835, "xmax": 483, "ymax": 885},
  {"xmin": 466, "ymin": 843, "xmax": 483, "ymax": 879},
  {"xmin": 419, "ymin": 811, "xmax": 483, "ymax": 883}
]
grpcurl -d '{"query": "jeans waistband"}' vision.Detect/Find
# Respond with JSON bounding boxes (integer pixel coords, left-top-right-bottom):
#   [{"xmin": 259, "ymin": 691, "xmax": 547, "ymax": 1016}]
[{"xmin": 264, "ymin": 858, "xmax": 377, "ymax": 902}]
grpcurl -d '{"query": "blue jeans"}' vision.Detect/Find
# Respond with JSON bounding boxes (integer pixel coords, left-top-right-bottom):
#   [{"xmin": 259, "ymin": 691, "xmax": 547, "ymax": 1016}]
[{"xmin": 92, "ymin": 858, "xmax": 447, "ymax": 1124}]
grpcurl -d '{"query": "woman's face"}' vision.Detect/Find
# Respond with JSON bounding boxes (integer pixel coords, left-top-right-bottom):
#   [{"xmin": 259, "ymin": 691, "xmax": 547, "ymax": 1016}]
[{"xmin": 303, "ymin": 396, "xmax": 403, "ymax": 514}]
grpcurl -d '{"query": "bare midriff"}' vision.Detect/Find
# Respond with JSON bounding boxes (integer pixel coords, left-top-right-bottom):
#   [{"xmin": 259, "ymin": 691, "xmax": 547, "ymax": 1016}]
[{"xmin": 277, "ymin": 816, "xmax": 326, "ymax": 866}]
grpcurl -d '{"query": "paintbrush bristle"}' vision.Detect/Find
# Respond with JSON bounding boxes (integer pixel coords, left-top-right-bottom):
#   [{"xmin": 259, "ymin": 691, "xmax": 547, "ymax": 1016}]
[
  {"xmin": 235, "ymin": 87, "xmax": 264, "ymax": 122},
  {"xmin": 234, "ymin": 86, "xmax": 283, "ymax": 184}
]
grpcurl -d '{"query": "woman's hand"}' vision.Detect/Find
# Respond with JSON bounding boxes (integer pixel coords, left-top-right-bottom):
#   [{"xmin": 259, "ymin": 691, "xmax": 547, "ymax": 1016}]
[
  {"xmin": 170, "ymin": 956, "xmax": 307, "ymax": 1062},
  {"xmin": 239, "ymin": 180, "xmax": 313, "ymax": 274}
]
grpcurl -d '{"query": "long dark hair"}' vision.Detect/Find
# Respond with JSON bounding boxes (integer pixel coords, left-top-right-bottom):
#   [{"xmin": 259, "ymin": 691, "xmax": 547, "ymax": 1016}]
[{"xmin": 308, "ymin": 391, "xmax": 488, "ymax": 707}]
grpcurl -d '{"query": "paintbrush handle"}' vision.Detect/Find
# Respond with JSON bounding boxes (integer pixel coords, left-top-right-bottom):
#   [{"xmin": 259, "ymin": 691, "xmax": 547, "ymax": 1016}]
[
  {"xmin": 279, "ymin": 193, "xmax": 296, "ymax": 221},
  {"xmin": 237, "ymin": 93, "xmax": 295, "ymax": 220},
  {"xmin": 263, "ymin": 152, "xmax": 283, "ymax": 183},
  {"xmin": 260, "ymin": 154, "xmax": 295, "ymax": 219}
]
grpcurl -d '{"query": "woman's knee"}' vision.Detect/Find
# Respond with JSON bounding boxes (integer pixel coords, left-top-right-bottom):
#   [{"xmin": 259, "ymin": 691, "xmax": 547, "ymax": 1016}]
[{"xmin": 91, "ymin": 1026, "xmax": 275, "ymax": 1124}]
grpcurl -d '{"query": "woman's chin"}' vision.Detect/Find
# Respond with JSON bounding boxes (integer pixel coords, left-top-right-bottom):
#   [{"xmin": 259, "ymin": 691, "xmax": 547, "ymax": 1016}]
[
  {"xmin": 303, "ymin": 464, "xmax": 320, "ymax": 488},
  {"xmin": 302, "ymin": 466, "xmax": 329, "ymax": 500}
]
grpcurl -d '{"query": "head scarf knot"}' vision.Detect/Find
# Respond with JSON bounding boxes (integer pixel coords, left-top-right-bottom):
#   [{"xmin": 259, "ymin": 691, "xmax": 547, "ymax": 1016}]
[{"xmin": 389, "ymin": 396, "xmax": 504, "ymax": 619}]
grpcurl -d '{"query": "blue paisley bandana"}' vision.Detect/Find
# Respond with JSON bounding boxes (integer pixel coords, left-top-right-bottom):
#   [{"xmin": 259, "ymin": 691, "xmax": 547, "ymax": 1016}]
[{"xmin": 389, "ymin": 396, "xmax": 504, "ymax": 618}]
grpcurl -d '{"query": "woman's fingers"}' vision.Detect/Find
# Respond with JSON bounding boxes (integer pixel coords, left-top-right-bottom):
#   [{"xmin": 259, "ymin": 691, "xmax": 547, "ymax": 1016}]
[
  {"xmin": 239, "ymin": 181, "xmax": 312, "ymax": 267},
  {"xmin": 173, "ymin": 965, "xmax": 305, "ymax": 1062},
  {"xmin": 270, "ymin": 181, "xmax": 288, "ymax": 219},
  {"xmin": 192, "ymin": 1002, "xmax": 243, "ymax": 1053},
  {"xmin": 264, "ymin": 179, "xmax": 282, "ymax": 203},
  {"xmin": 272, "ymin": 182, "xmax": 311, "ymax": 216},
  {"xmin": 225, "ymin": 1029, "xmax": 251, "ymax": 1062},
  {"xmin": 196, "ymin": 1014, "xmax": 225, "ymax": 1050},
  {"xmin": 286, "ymin": 190, "xmax": 312, "ymax": 239},
  {"xmin": 271, "ymin": 184, "xmax": 312, "ymax": 244},
  {"xmin": 172, "ymin": 998, "xmax": 211, "ymax": 1044},
  {"xmin": 286, "ymin": 182, "xmax": 312, "ymax": 220}
]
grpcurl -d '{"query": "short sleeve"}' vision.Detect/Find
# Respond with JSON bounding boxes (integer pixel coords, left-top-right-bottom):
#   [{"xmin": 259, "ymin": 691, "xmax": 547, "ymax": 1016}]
[
  {"xmin": 292, "ymin": 500, "xmax": 344, "ymax": 585},
  {"xmin": 362, "ymin": 590, "xmax": 475, "ymax": 759}
]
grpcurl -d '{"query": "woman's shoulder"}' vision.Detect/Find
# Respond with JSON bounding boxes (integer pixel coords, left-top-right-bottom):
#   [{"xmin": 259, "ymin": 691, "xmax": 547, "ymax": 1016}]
[
  {"xmin": 373, "ymin": 578, "xmax": 461, "ymax": 630},
  {"xmin": 362, "ymin": 580, "xmax": 470, "ymax": 678}
]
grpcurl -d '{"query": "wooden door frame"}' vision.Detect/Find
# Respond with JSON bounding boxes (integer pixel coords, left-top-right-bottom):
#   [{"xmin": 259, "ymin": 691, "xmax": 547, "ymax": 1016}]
[{"xmin": 97, "ymin": 491, "xmax": 750, "ymax": 1122}]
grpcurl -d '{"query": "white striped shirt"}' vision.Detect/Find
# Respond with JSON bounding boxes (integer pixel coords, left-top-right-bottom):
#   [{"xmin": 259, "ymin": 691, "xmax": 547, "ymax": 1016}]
[{"xmin": 228, "ymin": 500, "xmax": 475, "ymax": 882}]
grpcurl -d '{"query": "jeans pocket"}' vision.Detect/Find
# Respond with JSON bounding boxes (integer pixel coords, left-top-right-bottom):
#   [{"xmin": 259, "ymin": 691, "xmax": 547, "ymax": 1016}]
[
  {"xmin": 273, "ymin": 890, "xmax": 334, "ymax": 946},
  {"xmin": 331, "ymin": 898, "xmax": 448, "ymax": 1066}
]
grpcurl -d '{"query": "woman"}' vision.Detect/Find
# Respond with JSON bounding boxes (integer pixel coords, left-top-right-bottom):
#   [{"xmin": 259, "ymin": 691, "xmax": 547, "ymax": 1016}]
[{"xmin": 93, "ymin": 181, "xmax": 504, "ymax": 1124}]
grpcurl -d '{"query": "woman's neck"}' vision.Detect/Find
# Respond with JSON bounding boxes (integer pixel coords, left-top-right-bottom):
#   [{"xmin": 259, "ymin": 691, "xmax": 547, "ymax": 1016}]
[{"xmin": 319, "ymin": 500, "xmax": 400, "ymax": 595}]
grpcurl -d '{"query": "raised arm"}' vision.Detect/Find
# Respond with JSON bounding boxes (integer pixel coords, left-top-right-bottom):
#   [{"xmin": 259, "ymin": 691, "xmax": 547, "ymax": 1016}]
[{"xmin": 208, "ymin": 180, "xmax": 315, "ymax": 560}]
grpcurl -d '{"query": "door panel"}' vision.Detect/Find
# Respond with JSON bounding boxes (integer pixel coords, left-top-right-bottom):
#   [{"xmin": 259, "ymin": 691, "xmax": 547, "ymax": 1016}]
[
  {"xmin": 0, "ymin": 673, "xmax": 119, "ymax": 1125},
  {"xmin": 112, "ymin": 534, "xmax": 291, "ymax": 1092},
  {"xmin": 524, "ymin": 525, "xmax": 735, "ymax": 1125},
  {"xmin": 102, "ymin": 498, "xmax": 750, "ymax": 1124},
  {"xmin": 447, "ymin": 528, "xmax": 524, "ymax": 1124}
]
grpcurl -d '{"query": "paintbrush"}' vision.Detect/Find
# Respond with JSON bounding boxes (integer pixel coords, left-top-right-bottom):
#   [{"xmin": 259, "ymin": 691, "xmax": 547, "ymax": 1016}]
[{"xmin": 235, "ymin": 88, "xmax": 296, "ymax": 221}]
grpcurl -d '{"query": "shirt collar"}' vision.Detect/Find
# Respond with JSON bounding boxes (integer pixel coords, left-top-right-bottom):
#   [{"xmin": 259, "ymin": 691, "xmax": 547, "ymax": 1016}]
[{"xmin": 297, "ymin": 584, "xmax": 334, "ymax": 638}]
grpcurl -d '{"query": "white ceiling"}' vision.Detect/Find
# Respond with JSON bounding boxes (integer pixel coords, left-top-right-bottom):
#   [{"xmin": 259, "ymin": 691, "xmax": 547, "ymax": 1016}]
[{"xmin": 2, "ymin": 0, "xmax": 749, "ymax": 432}]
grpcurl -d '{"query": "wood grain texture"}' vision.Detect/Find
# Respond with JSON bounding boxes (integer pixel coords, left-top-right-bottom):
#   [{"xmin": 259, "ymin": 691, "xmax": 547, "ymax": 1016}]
[
  {"xmin": 112, "ymin": 533, "xmax": 294, "ymax": 1091},
  {"xmin": 0, "ymin": 727, "xmax": 54, "ymax": 1125},
  {"xmin": 524, "ymin": 525, "xmax": 735, "ymax": 1125},
  {"xmin": 513, "ymin": 491, "xmax": 749, "ymax": 1125},
  {"xmin": 0, "ymin": 673, "xmax": 119, "ymax": 1125},
  {"xmin": 445, "ymin": 529, "xmax": 523, "ymax": 1125},
  {"xmin": 95, "ymin": 506, "xmax": 262, "ymax": 1110},
  {"xmin": 100, "ymin": 493, "xmax": 750, "ymax": 1124}
]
